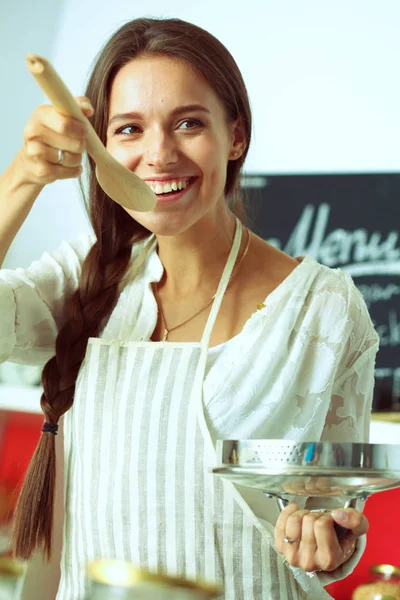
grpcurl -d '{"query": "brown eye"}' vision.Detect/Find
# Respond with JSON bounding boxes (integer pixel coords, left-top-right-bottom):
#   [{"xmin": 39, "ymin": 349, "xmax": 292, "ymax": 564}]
[
  {"xmin": 178, "ymin": 119, "xmax": 204, "ymax": 130},
  {"xmin": 114, "ymin": 124, "xmax": 141, "ymax": 135}
]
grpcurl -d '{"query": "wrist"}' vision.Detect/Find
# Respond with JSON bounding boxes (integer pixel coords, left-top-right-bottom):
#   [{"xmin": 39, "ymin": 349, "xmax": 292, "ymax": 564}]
[
  {"xmin": 0, "ymin": 151, "xmax": 44, "ymax": 267},
  {"xmin": 3, "ymin": 150, "xmax": 44, "ymax": 197}
]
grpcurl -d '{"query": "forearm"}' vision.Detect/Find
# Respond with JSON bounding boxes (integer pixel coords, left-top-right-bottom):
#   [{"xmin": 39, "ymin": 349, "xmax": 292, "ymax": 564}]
[{"xmin": 0, "ymin": 151, "xmax": 43, "ymax": 267}]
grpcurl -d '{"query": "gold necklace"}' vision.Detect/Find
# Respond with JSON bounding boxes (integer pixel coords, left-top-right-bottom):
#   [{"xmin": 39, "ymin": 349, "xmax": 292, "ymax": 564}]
[{"xmin": 155, "ymin": 228, "xmax": 251, "ymax": 342}]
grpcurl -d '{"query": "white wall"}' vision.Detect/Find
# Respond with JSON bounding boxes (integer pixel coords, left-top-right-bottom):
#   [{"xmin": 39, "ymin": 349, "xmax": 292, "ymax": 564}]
[
  {"xmin": 1, "ymin": 0, "xmax": 400, "ymax": 268},
  {"xmin": 0, "ymin": 0, "xmax": 89, "ymax": 268},
  {"xmin": 0, "ymin": 0, "xmax": 63, "ymax": 171}
]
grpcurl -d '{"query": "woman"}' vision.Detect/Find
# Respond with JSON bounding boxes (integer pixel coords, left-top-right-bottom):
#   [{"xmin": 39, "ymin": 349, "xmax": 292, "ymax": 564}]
[{"xmin": 0, "ymin": 17, "xmax": 378, "ymax": 600}]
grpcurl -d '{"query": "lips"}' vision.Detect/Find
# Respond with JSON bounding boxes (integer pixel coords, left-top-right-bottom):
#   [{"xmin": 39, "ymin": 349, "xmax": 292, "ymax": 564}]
[{"xmin": 154, "ymin": 177, "xmax": 197, "ymax": 203}]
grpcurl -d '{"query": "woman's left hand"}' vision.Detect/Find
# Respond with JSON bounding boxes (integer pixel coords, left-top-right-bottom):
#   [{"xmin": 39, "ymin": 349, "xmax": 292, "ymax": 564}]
[{"xmin": 275, "ymin": 504, "xmax": 369, "ymax": 573}]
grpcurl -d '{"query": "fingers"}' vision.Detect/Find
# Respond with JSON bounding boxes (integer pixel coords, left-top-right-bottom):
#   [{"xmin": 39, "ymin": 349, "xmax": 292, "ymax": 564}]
[
  {"xmin": 23, "ymin": 137, "xmax": 83, "ymax": 183},
  {"xmin": 275, "ymin": 506, "xmax": 365, "ymax": 573},
  {"xmin": 25, "ymin": 117, "xmax": 87, "ymax": 154},
  {"xmin": 331, "ymin": 508, "xmax": 368, "ymax": 562},
  {"xmin": 22, "ymin": 157, "xmax": 83, "ymax": 184},
  {"xmin": 25, "ymin": 140, "xmax": 84, "ymax": 168},
  {"xmin": 331, "ymin": 509, "xmax": 369, "ymax": 539},
  {"xmin": 75, "ymin": 96, "xmax": 95, "ymax": 117},
  {"xmin": 276, "ymin": 506, "xmax": 323, "ymax": 571},
  {"xmin": 27, "ymin": 105, "xmax": 87, "ymax": 138},
  {"xmin": 297, "ymin": 513, "xmax": 319, "ymax": 570},
  {"xmin": 313, "ymin": 515, "xmax": 342, "ymax": 571},
  {"xmin": 313, "ymin": 514, "xmax": 360, "ymax": 571},
  {"xmin": 275, "ymin": 504, "xmax": 299, "ymax": 552},
  {"xmin": 285, "ymin": 509, "xmax": 309, "ymax": 542},
  {"xmin": 20, "ymin": 97, "xmax": 94, "ymax": 186}
]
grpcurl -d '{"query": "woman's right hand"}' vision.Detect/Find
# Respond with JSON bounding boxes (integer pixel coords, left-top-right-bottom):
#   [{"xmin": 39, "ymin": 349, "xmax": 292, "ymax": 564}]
[{"xmin": 20, "ymin": 97, "xmax": 94, "ymax": 186}]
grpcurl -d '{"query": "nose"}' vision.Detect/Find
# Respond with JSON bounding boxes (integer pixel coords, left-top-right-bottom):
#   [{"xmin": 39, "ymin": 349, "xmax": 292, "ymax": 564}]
[{"xmin": 144, "ymin": 129, "xmax": 178, "ymax": 167}]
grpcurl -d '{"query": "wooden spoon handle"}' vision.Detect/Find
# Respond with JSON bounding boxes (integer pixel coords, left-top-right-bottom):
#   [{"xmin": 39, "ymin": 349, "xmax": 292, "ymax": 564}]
[{"xmin": 26, "ymin": 53, "xmax": 106, "ymax": 161}]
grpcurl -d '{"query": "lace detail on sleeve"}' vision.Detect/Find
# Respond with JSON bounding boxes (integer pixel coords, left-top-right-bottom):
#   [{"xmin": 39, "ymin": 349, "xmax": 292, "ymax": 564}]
[
  {"xmin": 0, "ymin": 233, "xmax": 95, "ymax": 366},
  {"xmin": 322, "ymin": 272, "xmax": 379, "ymax": 443},
  {"xmin": 322, "ymin": 348, "xmax": 377, "ymax": 442}
]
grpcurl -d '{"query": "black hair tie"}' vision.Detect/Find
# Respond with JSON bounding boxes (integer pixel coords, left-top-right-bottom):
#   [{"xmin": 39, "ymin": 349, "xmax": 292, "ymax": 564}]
[{"xmin": 42, "ymin": 422, "xmax": 58, "ymax": 435}]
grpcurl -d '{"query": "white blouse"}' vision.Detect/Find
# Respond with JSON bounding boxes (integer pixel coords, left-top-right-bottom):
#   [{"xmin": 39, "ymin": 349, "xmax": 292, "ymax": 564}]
[{"xmin": 0, "ymin": 231, "xmax": 380, "ymax": 591}]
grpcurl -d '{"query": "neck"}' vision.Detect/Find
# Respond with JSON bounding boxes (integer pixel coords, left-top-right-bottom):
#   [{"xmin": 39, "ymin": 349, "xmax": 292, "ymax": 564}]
[{"xmin": 155, "ymin": 209, "xmax": 238, "ymax": 299}]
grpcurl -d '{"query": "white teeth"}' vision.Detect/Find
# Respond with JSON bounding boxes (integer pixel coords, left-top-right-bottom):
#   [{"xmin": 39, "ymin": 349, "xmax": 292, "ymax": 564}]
[{"xmin": 148, "ymin": 179, "xmax": 191, "ymax": 194}]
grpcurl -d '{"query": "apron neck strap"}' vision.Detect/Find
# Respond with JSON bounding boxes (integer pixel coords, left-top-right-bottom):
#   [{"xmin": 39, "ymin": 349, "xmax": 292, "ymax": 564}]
[{"xmin": 200, "ymin": 217, "xmax": 243, "ymax": 348}]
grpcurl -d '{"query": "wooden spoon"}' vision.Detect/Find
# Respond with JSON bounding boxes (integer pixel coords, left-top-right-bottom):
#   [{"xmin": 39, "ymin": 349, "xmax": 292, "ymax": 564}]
[{"xmin": 26, "ymin": 53, "xmax": 157, "ymax": 212}]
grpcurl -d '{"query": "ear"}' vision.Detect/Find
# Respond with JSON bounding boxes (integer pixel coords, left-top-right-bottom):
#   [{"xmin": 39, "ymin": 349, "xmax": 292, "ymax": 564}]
[{"xmin": 228, "ymin": 117, "xmax": 247, "ymax": 161}]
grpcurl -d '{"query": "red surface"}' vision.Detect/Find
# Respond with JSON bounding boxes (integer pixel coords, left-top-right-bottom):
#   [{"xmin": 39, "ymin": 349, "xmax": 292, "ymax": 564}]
[
  {"xmin": 326, "ymin": 487, "xmax": 400, "ymax": 598},
  {"xmin": 0, "ymin": 411, "xmax": 43, "ymax": 519},
  {"xmin": 0, "ymin": 410, "xmax": 399, "ymax": 598}
]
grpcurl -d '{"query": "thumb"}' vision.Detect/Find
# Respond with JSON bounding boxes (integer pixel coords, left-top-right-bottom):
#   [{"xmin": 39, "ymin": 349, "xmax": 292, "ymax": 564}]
[
  {"xmin": 76, "ymin": 96, "xmax": 94, "ymax": 116},
  {"xmin": 331, "ymin": 508, "xmax": 369, "ymax": 538}
]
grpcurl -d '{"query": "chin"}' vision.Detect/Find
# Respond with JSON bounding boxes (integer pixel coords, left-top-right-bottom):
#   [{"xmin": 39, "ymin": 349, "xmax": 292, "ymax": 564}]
[
  {"xmin": 131, "ymin": 206, "xmax": 212, "ymax": 238},
  {"xmin": 129, "ymin": 214, "xmax": 191, "ymax": 238}
]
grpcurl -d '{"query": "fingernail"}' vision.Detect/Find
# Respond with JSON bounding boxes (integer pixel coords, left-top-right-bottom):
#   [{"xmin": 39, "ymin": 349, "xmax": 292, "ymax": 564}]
[
  {"xmin": 81, "ymin": 101, "xmax": 94, "ymax": 112},
  {"xmin": 331, "ymin": 510, "xmax": 348, "ymax": 522}
]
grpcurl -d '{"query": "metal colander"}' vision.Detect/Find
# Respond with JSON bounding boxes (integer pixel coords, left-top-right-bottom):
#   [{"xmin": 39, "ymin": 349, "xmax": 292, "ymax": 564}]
[{"xmin": 213, "ymin": 440, "xmax": 400, "ymax": 500}]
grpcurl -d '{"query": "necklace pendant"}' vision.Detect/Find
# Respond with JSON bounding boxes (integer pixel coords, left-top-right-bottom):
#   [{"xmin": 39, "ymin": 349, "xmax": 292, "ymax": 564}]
[{"xmin": 162, "ymin": 329, "xmax": 168, "ymax": 342}]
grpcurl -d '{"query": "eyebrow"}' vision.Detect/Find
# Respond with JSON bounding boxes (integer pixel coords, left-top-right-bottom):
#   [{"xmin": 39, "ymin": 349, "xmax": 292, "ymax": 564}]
[{"xmin": 107, "ymin": 104, "xmax": 211, "ymax": 128}]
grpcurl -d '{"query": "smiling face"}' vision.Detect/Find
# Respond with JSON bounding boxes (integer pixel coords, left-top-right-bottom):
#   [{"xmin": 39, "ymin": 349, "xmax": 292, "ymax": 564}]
[{"xmin": 106, "ymin": 54, "xmax": 244, "ymax": 236}]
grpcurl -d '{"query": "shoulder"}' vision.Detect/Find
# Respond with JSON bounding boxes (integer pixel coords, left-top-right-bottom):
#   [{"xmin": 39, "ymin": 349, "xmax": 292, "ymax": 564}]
[
  {"xmin": 49, "ymin": 232, "xmax": 97, "ymax": 267},
  {"xmin": 259, "ymin": 235, "xmax": 370, "ymax": 315},
  {"xmin": 246, "ymin": 232, "xmax": 357, "ymax": 306},
  {"xmin": 0, "ymin": 231, "xmax": 97, "ymax": 286},
  {"xmin": 302, "ymin": 256, "xmax": 373, "ymax": 326},
  {"xmin": 249, "ymin": 234, "xmax": 378, "ymax": 345},
  {"xmin": 287, "ymin": 250, "xmax": 379, "ymax": 353}
]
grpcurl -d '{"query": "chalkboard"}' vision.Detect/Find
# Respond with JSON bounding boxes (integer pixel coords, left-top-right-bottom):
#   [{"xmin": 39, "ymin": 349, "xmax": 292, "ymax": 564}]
[{"xmin": 241, "ymin": 173, "xmax": 400, "ymax": 413}]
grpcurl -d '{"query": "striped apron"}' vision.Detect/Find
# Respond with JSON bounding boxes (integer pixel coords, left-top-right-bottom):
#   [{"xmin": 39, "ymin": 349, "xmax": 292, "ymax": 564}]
[{"xmin": 56, "ymin": 219, "xmax": 307, "ymax": 600}]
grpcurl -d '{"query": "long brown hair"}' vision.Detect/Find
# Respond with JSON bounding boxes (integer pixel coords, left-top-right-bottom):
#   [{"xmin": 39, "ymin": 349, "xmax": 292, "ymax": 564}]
[{"xmin": 11, "ymin": 17, "xmax": 252, "ymax": 560}]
